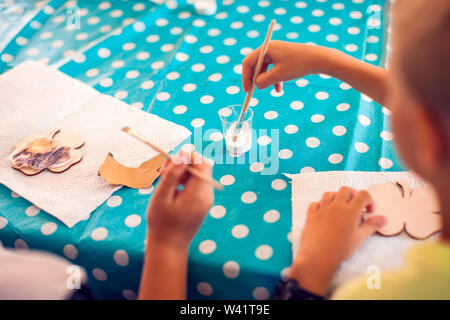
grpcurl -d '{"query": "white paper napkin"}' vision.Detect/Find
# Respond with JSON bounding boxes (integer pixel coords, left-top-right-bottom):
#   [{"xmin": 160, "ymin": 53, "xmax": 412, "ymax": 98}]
[
  {"xmin": 286, "ymin": 171, "xmax": 438, "ymax": 291},
  {"xmin": 0, "ymin": 61, "xmax": 191, "ymax": 227}
]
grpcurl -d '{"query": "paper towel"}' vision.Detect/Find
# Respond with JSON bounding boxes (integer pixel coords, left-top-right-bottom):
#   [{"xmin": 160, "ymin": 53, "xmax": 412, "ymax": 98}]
[
  {"xmin": 0, "ymin": 61, "xmax": 191, "ymax": 227},
  {"xmin": 286, "ymin": 171, "xmax": 439, "ymax": 291}
]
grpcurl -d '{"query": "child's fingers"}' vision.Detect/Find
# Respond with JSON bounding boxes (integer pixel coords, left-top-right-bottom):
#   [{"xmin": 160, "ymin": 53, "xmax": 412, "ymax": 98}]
[
  {"xmin": 242, "ymin": 48, "xmax": 261, "ymax": 92},
  {"xmin": 350, "ymin": 190, "xmax": 374, "ymax": 213},
  {"xmin": 356, "ymin": 216, "xmax": 387, "ymax": 244},
  {"xmin": 154, "ymin": 160, "xmax": 187, "ymax": 202},
  {"xmin": 255, "ymin": 66, "xmax": 281, "ymax": 89},
  {"xmin": 335, "ymin": 186, "xmax": 355, "ymax": 203},
  {"xmin": 274, "ymin": 82, "xmax": 283, "ymax": 92}
]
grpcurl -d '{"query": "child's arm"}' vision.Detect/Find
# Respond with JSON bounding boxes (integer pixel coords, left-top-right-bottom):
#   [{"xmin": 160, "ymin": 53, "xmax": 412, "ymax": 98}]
[
  {"xmin": 288, "ymin": 187, "xmax": 387, "ymax": 296},
  {"xmin": 242, "ymin": 41, "xmax": 389, "ymax": 106},
  {"xmin": 138, "ymin": 152, "xmax": 214, "ymax": 300}
]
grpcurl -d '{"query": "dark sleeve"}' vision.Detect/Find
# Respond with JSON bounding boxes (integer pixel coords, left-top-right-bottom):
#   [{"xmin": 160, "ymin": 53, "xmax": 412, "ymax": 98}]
[
  {"xmin": 66, "ymin": 283, "xmax": 96, "ymax": 300},
  {"xmin": 273, "ymin": 278, "xmax": 325, "ymax": 300}
]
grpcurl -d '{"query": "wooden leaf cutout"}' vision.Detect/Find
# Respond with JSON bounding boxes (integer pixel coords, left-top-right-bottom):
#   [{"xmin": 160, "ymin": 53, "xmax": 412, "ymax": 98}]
[
  {"xmin": 365, "ymin": 181, "xmax": 442, "ymax": 239},
  {"xmin": 10, "ymin": 129, "xmax": 84, "ymax": 175},
  {"xmin": 98, "ymin": 153, "xmax": 166, "ymax": 189}
]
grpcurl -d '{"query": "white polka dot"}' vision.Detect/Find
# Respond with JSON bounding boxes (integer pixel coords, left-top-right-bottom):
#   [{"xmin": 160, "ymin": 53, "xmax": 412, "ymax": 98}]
[
  {"xmin": 329, "ymin": 153, "xmax": 344, "ymax": 164},
  {"xmin": 200, "ymin": 95, "xmax": 214, "ymax": 104},
  {"xmin": 253, "ymin": 287, "xmax": 270, "ymax": 300},
  {"xmin": 200, "ymin": 45, "xmax": 213, "ymax": 54},
  {"xmin": 122, "ymin": 289, "xmax": 137, "ymax": 300},
  {"xmin": 183, "ymin": 83, "xmax": 197, "ymax": 92},
  {"xmin": 185, "ymin": 34, "xmax": 198, "ymax": 44},
  {"xmin": 208, "ymin": 28, "xmax": 221, "ymax": 36},
  {"xmin": 329, "ymin": 17, "xmax": 342, "ymax": 25},
  {"xmin": 167, "ymin": 71, "xmax": 180, "ymax": 80},
  {"xmin": 191, "ymin": 63, "xmax": 205, "ymax": 72},
  {"xmin": 367, "ymin": 35, "xmax": 379, "ymax": 43},
  {"xmin": 173, "ymin": 105, "xmax": 187, "ymax": 114},
  {"xmin": 337, "ymin": 103, "xmax": 350, "ymax": 111},
  {"xmin": 231, "ymin": 21, "xmax": 244, "ymax": 29},
  {"xmin": 250, "ymin": 162, "xmax": 264, "ymax": 172},
  {"xmin": 345, "ymin": 44, "xmax": 358, "ymax": 52},
  {"xmin": 358, "ymin": 115, "xmax": 371, "ymax": 126},
  {"xmin": 311, "ymin": 114, "xmax": 325, "ymax": 123},
  {"xmin": 278, "ymin": 149, "xmax": 293, "ymax": 159},
  {"xmin": 347, "ymin": 27, "xmax": 360, "ymax": 35},
  {"xmin": 350, "ymin": 11, "xmax": 362, "ymax": 19},
  {"xmin": 284, "ymin": 124, "xmax": 298, "ymax": 134},
  {"xmin": 151, "ymin": 60, "xmax": 165, "ymax": 70},
  {"xmin": 97, "ymin": 48, "xmax": 111, "ymax": 58},
  {"xmin": 257, "ymin": 136, "xmax": 271, "ymax": 146},
  {"xmin": 223, "ymin": 261, "xmax": 240, "ymax": 279},
  {"xmin": 355, "ymin": 142, "xmax": 369, "ymax": 153},
  {"xmin": 382, "ymin": 107, "xmax": 392, "ymax": 116},
  {"xmin": 271, "ymin": 179, "xmax": 287, "ymax": 191},
  {"xmin": 315, "ymin": 91, "xmax": 329, "ymax": 100},
  {"xmin": 132, "ymin": 102, "xmax": 144, "ymax": 109},
  {"xmin": 178, "ymin": 11, "xmax": 191, "ymax": 19},
  {"xmin": 122, "ymin": 42, "xmax": 136, "ymax": 51},
  {"xmin": 25, "ymin": 205, "xmax": 40, "ymax": 217},
  {"xmin": 110, "ymin": 9, "xmax": 123, "ymax": 17},
  {"xmin": 333, "ymin": 3, "xmax": 345, "ymax": 10},
  {"xmin": 146, "ymin": 34, "xmax": 160, "ymax": 43},
  {"xmin": 216, "ymin": 55, "xmax": 230, "ymax": 64},
  {"xmin": 232, "ymin": 224, "xmax": 249, "ymax": 238},
  {"xmin": 1, "ymin": 53, "xmax": 13, "ymax": 63},
  {"xmin": 63, "ymin": 244, "xmax": 78, "ymax": 260},
  {"xmin": 161, "ymin": 43, "xmax": 174, "ymax": 52},
  {"xmin": 92, "ymin": 268, "xmax": 108, "ymax": 281},
  {"xmin": 0, "ymin": 217, "xmax": 8, "ymax": 230},
  {"xmin": 191, "ymin": 118, "xmax": 205, "ymax": 128},
  {"xmin": 255, "ymin": 245, "xmax": 273, "ymax": 260},
  {"xmin": 210, "ymin": 205, "xmax": 226, "ymax": 219},
  {"xmin": 379, "ymin": 157, "xmax": 393, "ymax": 169},
  {"xmin": 111, "ymin": 60, "xmax": 125, "ymax": 68},
  {"xmin": 86, "ymin": 68, "xmax": 99, "ymax": 78},
  {"xmin": 250, "ymin": 98, "xmax": 259, "ymax": 106},
  {"xmin": 237, "ymin": 5, "xmax": 250, "ymax": 13},
  {"xmin": 208, "ymin": 73, "xmax": 222, "ymax": 82},
  {"xmin": 290, "ymin": 101, "xmax": 304, "ymax": 110},
  {"xmin": 380, "ymin": 130, "xmax": 393, "ymax": 141},
  {"xmin": 271, "ymin": 89, "xmax": 284, "ymax": 97},
  {"xmin": 247, "ymin": 30, "xmax": 260, "ymax": 38},
  {"xmin": 226, "ymin": 85, "xmax": 240, "ymax": 94},
  {"xmin": 286, "ymin": 32, "xmax": 299, "ymax": 39},
  {"xmin": 15, "ymin": 36, "xmax": 28, "ymax": 46},
  {"xmin": 115, "ymin": 91, "xmax": 128, "ymax": 100},
  {"xmin": 11, "ymin": 192, "xmax": 20, "ymax": 198},
  {"xmin": 220, "ymin": 175, "xmax": 235, "ymax": 186},
  {"xmin": 132, "ymin": 3, "xmax": 146, "ymax": 11},
  {"xmin": 209, "ymin": 131, "xmax": 223, "ymax": 141},
  {"xmin": 199, "ymin": 240, "xmax": 216, "ymax": 254},
  {"xmin": 306, "ymin": 137, "xmax": 320, "ymax": 148},
  {"xmin": 197, "ymin": 282, "xmax": 213, "ymax": 296},
  {"xmin": 264, "ymin": 111, "xmax": 278, "ymax": 120},
  {"xmin": 91, "ymin": 227, "xmax": 108, "ymax": 241},
  {"xmin": 41, "ymin": 222, "xmax": 57, "ymax": 236},
  {"xmin": 241, "ymin": 191, "xmax": 257, "ymax": 204},
  {"xmin": 114, "ymin": 250, "xmax": 129, "ymax": 266},
  {"xmin": 175, "ymin": 52, "xmax": 189, "ymax": 62},
  {"xmin": 141, "ymin": 80, "xmax": 154, "ymax": 90},
  {"xmin": 332, "ymin": 125, "xmax": 347, "ymax": 136},
  {"xmin": 26, "ymin": 47, "xmax": 39, "ymax": 56},
  {"xmin": 107, "ymin": 195, "xmax": 122, "ymax": 207},
  {"xmin": 264, "ymin": 210, "xmax": 280, "ymax": 223},
  {"xmin": 126, "ymin": 70, "xmax": 139, "ymax": 79},
  {"xmin": 132, "ymin": 21, "xmax": 146, "ymax": 32},
  {"xmin": 326, "ymin": 34, "xmax": 339, "ymax": 42},
  {"xmin": 157, "ymin": 92, "xmax": 170, "ymax": 101},
  {"xmin": 240, "ymin": 47, "xmax": 253, "ymax": 55},
  {"xmin": 138, "ymin": 186, "xmax": 154, "ymax": 194},
  {"xmin": 301, "ymin": 166, "xmax": 316, "ymax": 173},
  {"xmin": 155, "ymin": 18, "xmax": 169, "ymax": 27},
  {"xmin": 274, "ymin": 7, "xmax": 286, "ymax": 15},
  {"xmin": 365, "ymin": 53, "xmax": 378, "ymax": 62},
  {"xmin": 125, "ymin": 214, "xmax": 141, "ymax": 228},
  {"xmin": 308, "ymin": 24, "xmax": 321, "ymax": 32}
]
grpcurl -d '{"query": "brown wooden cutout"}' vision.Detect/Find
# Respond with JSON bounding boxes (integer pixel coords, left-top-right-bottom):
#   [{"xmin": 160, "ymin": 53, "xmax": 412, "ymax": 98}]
[
  {"xmin": 10, "ymin": 129, "xmax": 84, "ymax": 175},
  {"xmin": 98, "ymin": 153, "xmax": 166, "ymax": 189},
  {"xmin": 364, "ymin": 181, "xmax": 442, "ymax": 239}
]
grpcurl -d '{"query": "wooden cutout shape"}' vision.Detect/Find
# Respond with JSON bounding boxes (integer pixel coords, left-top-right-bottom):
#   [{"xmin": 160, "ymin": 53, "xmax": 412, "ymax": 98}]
[
  {"xmin": 98, "ymin": 153, "xmax": 166, "ymax": 189},
  {"xmin": 364, "ymin": 181, "xmax": 442, "ymax": 239},
  {"xmin": 10, "ymin": 129, "xmax": 84, "ymax": 175}
]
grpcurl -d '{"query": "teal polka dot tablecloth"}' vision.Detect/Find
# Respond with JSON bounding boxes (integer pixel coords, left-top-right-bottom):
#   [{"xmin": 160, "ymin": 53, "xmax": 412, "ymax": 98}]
[{"xmin": 0, "ymin": 0, "xmax": 401, "ymax": 299}]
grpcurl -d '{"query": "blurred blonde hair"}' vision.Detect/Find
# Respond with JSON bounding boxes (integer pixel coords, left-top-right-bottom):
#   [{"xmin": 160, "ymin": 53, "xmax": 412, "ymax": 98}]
[{"xmin": 393, "ymin": 0, "xmax": 450, "ymax": 113}]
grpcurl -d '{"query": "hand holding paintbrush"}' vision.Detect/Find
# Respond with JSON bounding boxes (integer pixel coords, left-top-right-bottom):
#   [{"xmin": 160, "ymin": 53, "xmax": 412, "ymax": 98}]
[{"xmin": 232, "ymin": 19, "xmax": 276, "ymax": 142}]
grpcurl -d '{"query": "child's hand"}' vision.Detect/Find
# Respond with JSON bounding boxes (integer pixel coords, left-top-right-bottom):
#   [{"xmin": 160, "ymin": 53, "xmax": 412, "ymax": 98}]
[
  {"xmin": 146, "ymin": 151, "xmax": 214, "ymax": 249},
  {"xmin": 242, "ymin": 40, "xmax": 327, "ymax": 92},
  {"xmin": 289, "ymin": 187, "xmax": 387, "ymax": 296}
]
